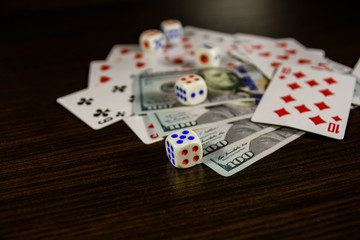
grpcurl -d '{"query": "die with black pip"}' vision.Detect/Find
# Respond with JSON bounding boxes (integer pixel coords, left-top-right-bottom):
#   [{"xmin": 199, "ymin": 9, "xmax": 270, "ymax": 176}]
[
  {"xmin": 165, "ymin": 129, "xmax": 203, "ymax": 168},
  {"xmin": 175, "ymin": 74, "xmax": 208, "ymax": 105}
]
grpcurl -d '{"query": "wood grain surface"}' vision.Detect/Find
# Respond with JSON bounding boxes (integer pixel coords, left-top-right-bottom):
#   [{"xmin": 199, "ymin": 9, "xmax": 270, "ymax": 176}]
[{"xmin": 1, "ymin": 0, "xmax": 360, "ymax": 239}]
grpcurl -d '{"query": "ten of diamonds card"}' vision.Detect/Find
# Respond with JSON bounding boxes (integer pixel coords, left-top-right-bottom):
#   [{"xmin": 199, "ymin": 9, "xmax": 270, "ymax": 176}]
[{"xmin": 251, "ymin": 65, "xmax": 356, "ymax": 139}]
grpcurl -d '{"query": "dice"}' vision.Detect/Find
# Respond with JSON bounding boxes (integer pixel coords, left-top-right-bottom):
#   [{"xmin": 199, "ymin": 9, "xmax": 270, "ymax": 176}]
[
  {"xmin": 175, "ymin": 74, "xmax": 208, "ymax": 105},
  {"xmin": 165, "ymin": 129, "xmax": 203, "ymax": 168},
  {"xmin": 160, "ymin": 19, "xmax": 183, "ymax": 44},
  {"xmin": 195, "ymin": 44, "xmax": 221, "ymax": 67},
  {"xmin": 139, "ymin": 29, "xmax": 166, "ymax": 53}
]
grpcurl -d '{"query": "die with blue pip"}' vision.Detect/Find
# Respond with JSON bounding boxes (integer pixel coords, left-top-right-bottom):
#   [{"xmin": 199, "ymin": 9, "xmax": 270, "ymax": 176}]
[
  {"xmin": 175, "ymin": 74, "xmax": 208, "ymax": 105},
  {"xmin": 139, "ymin": 29, "xmax": 166, "ymax": 53},
  {"xmin": 165, "ymin": 129, "xmax": 203, "ymax": 168},
  {"xmin": 160, "ymin": 19, "xmax": 183, "ymax": 44}
]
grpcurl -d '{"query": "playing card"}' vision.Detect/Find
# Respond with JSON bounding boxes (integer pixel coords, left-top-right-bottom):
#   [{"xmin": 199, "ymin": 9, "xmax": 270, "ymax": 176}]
[
  {"xmin": 88, "ymin": 59, "xmax": 151, "ymax": 88},
  {"xmin": 106, "ymin": 42, "xmax": 194, "ymax": 72},
  {"xmin": 149, "ymin": 26, "xmax": 243, "ymax": 71},
  {"xmin": 239, "ymin": 38, "xmax": 338, "ymax": 78},
  {"xmin": 123, "ymin": 115, "xmax": 163, "ymax": 144},
  {"xmin": 231, "ymin": 34, "xmax": 306, "ymax": 65},
  {"xmin": 307, "ymin": 48, "xmax": 325, "ymax": 58},
  {"xmin": 251, "ymin": 65, "xmax": 356, "ymax": 139},
  {"xmin": 106, "ymin": 43, "xmax": 194, "ymax": 73},
  {"xmin": 57, "ymin": 83, "xmax": 133, "ymax": 130},
  {"xmin": 106, "ymin": 44, "xmax": 142, "ymax": 62},
  {"xmin": 182, "ymin": 26, "xmax": 236, "ymax": 56},
  {"xmin": 105, "ymin": 27, "xmax": 244, "ymax": 77}
]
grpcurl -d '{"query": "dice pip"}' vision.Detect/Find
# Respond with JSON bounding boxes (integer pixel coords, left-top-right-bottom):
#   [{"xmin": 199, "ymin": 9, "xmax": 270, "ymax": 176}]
[
  {"xmin": 165, "ymin": 130, "xmax": 203, "ymax": 168},
  {"xmin": 175, "ymin": 74, "xmax": 207, "ymax": 105},
  {"xmin": 195, "ymin": 44, "xmax": 221, "ymax": 67},
  {"xmin": 160, "ymin": 19, "xmax": 183, "ymax": 44},
  {"xmin": 139, "ymin": 29, "xmax": 166, "ymax": 53}
]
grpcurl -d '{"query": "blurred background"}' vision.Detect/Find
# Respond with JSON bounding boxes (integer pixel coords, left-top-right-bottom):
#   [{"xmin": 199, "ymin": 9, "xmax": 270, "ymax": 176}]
[{"xmin": 1, "ymin": 0, "xmax": 359, "ymax": 69}]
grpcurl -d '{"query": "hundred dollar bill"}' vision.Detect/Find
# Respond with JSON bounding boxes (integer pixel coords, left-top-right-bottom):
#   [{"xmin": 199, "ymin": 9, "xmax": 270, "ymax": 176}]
[
  {"xmin": 351, "ymin": 59, "xmax": 360, "ymax": 106},
  {"xmin": 195, "ymin": 119, "xmax": 304, "ymax": 177},
  {"xmin": 351, "ymin": 74, "xmax": 360, "ymax": 106},
  {"xmin": 147, "ymin": 100, "xmax": 257, "ymax": 137},
  {"xmin": 133, "ymin": 66, "xmax": 266, "ymax": 114}
]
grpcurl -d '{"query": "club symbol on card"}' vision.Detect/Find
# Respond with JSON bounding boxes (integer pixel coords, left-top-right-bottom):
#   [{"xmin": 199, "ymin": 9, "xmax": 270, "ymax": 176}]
[
  {"xmin": 112, "ymin": 85, "xmax": 126, "ymax": 93},
  {"xmin": 77, "ymin": 98, "xmax": 93, "ymax": 105},
  {"xmin": 129, "ymin": 95, "xmax": 135, "ymax": 102},
  {"xmin": 115, "ymin": 111, "xmax": 126, "ymax": 117},
  {"xmin": 94, "ymin": 109, "xmax": 110, "ymax": 117}
]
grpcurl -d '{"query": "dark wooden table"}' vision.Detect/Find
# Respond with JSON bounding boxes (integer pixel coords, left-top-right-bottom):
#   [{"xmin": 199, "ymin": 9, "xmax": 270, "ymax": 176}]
[{"xmin": 1, "ymin": 0, "xmax": 360, "ymax": 239}]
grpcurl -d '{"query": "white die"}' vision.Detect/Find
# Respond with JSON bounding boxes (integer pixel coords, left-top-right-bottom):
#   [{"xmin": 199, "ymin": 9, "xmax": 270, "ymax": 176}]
[
  {"xmin": 139, "ymin": 29, "xmax": 166, "ymax": 53},
  {"xmin": 160, "ymin": 19, "xmax": 183, "ymax": 44},
  {"xmin": 195, "ymin": 44, "xmax": 221, "ymax": 67},
  {"xmin": 165, "ymin": 129, "xmax": 203, "ymax": 168},
  {"xmin": 175, "ymin": 74, "xmax": 207, "ymax": 105}
]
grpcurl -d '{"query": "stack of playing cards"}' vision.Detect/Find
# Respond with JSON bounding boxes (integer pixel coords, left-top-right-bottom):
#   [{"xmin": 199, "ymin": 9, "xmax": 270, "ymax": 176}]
[
  {"xmin": 57, "ymin": 24, "xmax": 360, "ymax": 176},
  {"xmin": 56, "ymin": 25, "xmax": 246, "ymax": 135}
]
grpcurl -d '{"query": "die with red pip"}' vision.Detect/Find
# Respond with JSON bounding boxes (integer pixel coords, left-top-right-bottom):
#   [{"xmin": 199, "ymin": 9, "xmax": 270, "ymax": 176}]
[
  {"xmin": 165, "ymin": 129, "xmax": 203, "ymax": 168},
  {"xmin": 175, "ymin": 74, "xmax": 208, "ymax": 105},
  {"xmin": 195, "ymin": 44, "xmax": 221, "ymax": 67},
  {"xmin": 139, "ymin": 29, "xmax": 166, "ymax": 53}
]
